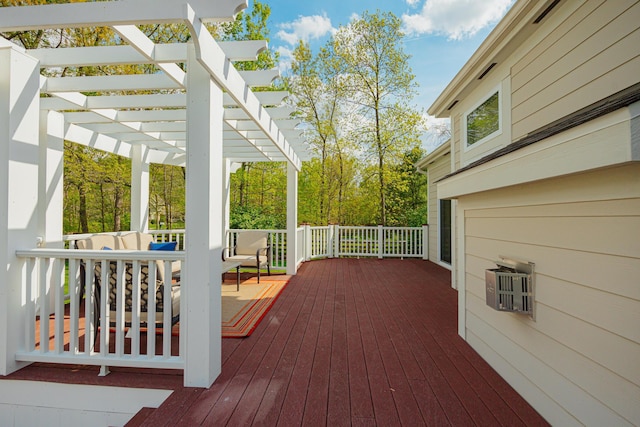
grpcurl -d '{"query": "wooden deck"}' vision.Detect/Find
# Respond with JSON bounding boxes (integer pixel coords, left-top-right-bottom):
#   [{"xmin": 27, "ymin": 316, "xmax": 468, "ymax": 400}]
[{"xmin": 6, "ymin": 258, "xmax": 549, "ymax": 426}]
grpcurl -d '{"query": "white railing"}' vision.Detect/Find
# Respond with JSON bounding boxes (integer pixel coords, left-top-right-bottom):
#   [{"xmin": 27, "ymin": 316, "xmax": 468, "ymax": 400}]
[
  {"xmin": 150, "ymin": 229, "xmax": 185, "ymax": 250},
  {"xmin": 15, "ymin": 248, "xmax": 184, "ymax": 372},
  {"xmin": 228, "ymin": 225, "xmax": 428, "ymax": 265},
  {"xmin": 296, "ymin": 227, "xmax": 305, "ymax": 267}
]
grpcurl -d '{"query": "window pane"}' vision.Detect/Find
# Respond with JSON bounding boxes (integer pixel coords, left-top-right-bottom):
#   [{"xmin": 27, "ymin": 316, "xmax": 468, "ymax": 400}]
[
  {"xmin": 466, "ymin": 91, "xmax": 499, "ymax": 146},
  {"xmin": 440, "ymin": 199, "xmax": 451, "ymax": 264}
]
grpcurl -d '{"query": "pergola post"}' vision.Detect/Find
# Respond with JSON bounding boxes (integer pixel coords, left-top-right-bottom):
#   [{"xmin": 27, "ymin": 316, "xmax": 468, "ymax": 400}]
[
  {"xmin": 0, "ymin": 43, "xmax": 41, "ymax": 375},
  {"xmin": 182, "ymin": 43, "xmax": 224, "ymax": 387},
  {"xmin": 130, "ymin": 145, "xmax": 150, "ymax": 233},
  {"xmin": 37, "ymin": 110, "xmax": 65, "ymax": 316},
  {"xmin": 222, "ymin": 158, "xmax": 232, "ymax": 248},
  {"xmin": 286, "ymin": 162, "xmax": 298, "ymax": 275}
]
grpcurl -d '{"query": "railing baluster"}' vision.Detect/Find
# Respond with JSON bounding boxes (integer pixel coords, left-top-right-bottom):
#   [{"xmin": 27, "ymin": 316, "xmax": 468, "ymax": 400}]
[
  {"xmin": 52, "ymin": 258, "xmax": 64, "ymax": 354},
  {"xmin": 100, "ymin": 259, "xmax": 109, "ymax": 359},
  {"xmin": 131, "ymin": 260, "xmax": 141, "ymax": 357},
  {"xmin": 147, "ymin": 261, "xmax": 157, "ymax": 358},
  {"xmin": 68, "ymin": 258, "xmax": 80, "ymax": 354},
  {"xmin": 25, "ymin": 258, "xmax": 36, "ymax": 353},
  {"xmin": 84, "ymin": 259, "xmax": 95, "ymax": 354},
  {"xmin": 162, "ymin": 259, "xmax": 172, "ymax": 358},
  {"xmin": 38, "ymin": 258, "xmax": 49, "ymax": 353}
]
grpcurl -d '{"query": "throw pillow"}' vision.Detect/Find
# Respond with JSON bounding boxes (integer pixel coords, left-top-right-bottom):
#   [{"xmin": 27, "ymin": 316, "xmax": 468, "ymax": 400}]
[{"xmin": 149, "ymin": 241, "xmax": 178, "ymax": 251}]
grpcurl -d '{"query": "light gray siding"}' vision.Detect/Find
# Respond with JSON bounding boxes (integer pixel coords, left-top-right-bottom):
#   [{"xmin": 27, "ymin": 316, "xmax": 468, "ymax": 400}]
[
  {"xmin": 459, "ymin": 163, "xmax": 640, "ymax": 426},
  {"xmin": 511, "ymin": 0, "xmax": 640, "ymax": 140}
]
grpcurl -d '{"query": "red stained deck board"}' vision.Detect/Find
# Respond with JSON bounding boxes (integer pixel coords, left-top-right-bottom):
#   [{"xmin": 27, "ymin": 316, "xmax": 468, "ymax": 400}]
[
  {"xmin": 276, "ymin": 258, "xmax": 332, "ymax": 426},
  {"xmin": 343, "ymin": 260, "xmax": 376, "ymax": 421},
  {"xmin": 4, "ymin": 259, "xmax": 550, "ymax": 427},
  {"xmin": 326, "ymin": 261, "xmax": 351, "ymax": 426}
]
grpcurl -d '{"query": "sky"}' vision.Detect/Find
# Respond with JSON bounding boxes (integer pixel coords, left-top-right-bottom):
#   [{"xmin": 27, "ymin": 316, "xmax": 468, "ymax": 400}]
[{"xmin": 260, "ymin": 0, "xmax": 515, "ymax": 150}]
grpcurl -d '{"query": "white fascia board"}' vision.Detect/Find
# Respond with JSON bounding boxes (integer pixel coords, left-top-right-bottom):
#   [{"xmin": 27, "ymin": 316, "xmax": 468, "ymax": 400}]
[
  {"xmin": 43, "ymin": 74, "xmax": 181, "ymax": 93},
  {"xmin": 29, "ymin": 40, "xmax": 266, "ymax": 67},
  {"xmin": 0, "ymin": 0, "xmax": 247, "ymax": 32}
]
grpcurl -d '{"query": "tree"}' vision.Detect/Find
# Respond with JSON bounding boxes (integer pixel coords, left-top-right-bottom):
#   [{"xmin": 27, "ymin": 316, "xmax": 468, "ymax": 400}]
[{"xmin": 331, "ymin": 11, "xmax": 424, "ymax": 225}]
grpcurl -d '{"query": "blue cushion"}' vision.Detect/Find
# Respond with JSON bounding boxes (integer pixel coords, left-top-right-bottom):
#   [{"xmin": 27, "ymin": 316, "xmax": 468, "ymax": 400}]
[
  {"xmin": 102, "ymin": 246, "xmax": 113, "ymax": 250},
  {"xmin": 149, "ymin": 241, "xmax": 177, "ymax": 251}
]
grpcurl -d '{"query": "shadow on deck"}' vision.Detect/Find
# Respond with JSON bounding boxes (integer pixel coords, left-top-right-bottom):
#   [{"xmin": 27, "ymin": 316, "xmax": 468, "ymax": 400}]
[{"xmin": 5, "ymin": 258, "xmax": 549, "ymax": 426}]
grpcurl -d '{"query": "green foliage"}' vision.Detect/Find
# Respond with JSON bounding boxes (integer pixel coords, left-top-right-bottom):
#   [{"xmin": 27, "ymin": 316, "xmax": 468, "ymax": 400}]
[
  {"xmin": 289, "ymin": 10, "xmax": 426, "ymax": 226},
  {"xmin": 230, "ymin": 205, "xmax": 283, "ymax": 230}
]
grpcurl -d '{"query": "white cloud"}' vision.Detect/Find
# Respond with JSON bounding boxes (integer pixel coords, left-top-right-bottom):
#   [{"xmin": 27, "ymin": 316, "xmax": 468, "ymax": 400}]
[
  {"xmin": 402, "ymin": 0, "xmax": 514, "ymax": 40},
  {"xmin": 276, "ymin": 14, "xmax": 335, "ymax": 46},
  {"xmin": 276, "ymin": 45, "xmax": 294, "ymax": 74},
  {"xmin": 406, "ymin": 0, "xmax": 421, "ymax": 7}
]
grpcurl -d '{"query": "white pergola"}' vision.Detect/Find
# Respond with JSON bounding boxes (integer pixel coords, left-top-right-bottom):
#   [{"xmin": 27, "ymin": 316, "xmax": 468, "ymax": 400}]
[{"xmin": 0, "ymin": 1, "xmax": 309, "ymax": 387}]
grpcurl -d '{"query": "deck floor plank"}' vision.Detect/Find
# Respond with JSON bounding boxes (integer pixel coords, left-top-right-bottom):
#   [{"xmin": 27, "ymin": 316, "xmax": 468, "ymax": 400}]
[{"xmin": 5, "ymin": 259, "xmax": 550, "ymax": 427}]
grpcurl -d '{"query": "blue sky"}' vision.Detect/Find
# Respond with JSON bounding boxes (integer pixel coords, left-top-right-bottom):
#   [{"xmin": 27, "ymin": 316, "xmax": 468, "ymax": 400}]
[{"xmin": 260, "ymin": 0, "xmax": 515, "ymax": 149}]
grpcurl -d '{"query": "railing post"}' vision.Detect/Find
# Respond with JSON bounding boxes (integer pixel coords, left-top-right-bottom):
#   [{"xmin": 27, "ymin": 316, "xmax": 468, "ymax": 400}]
[
  {"xmin": 304, "ymin": 224, "xmax": 311, "ymax": 261},
  {"xmin": 422, "ymin": 224, "xmax": 429, "ymax": 260},
  {"xmin": 327, "ymin": 224, "xmax": 334, "ymax": 258},
  {"xmin": 333, "ymin": 224, "xmax": 341, "ymax": 258},
  {"xmin": 377, "ymin": 225, "xmax": 384, "ymax": 259}
]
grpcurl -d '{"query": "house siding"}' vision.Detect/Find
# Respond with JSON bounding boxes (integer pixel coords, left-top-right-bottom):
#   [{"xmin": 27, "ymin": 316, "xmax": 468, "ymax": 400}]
[
  {"xmin": 458, "ymin": 163, "xmax": 640, "ymax": 426},
  {"xmin": 427, "ymin": 152, "xmax": 451, "ymax": 264},
  {"xmin": 511, "ymin": 0, "xmax": 640, "ymax": 140}
]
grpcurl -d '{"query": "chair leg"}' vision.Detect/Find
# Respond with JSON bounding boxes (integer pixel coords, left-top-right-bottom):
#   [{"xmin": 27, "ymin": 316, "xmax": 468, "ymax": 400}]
[{"xmin": 257, "ymin": 266, "xmax": 260, "ymax": 283}]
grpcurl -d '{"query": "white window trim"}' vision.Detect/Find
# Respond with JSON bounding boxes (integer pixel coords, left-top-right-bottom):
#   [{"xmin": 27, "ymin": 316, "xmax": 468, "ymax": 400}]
[{"xmin": 462, "ymin": 84, "xmax": 502, "ymax": 152}]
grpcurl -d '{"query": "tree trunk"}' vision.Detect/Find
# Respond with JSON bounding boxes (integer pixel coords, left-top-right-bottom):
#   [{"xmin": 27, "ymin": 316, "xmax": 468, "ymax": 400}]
[
  {"xmin": 78, "ymin": 183, "xmax": 89, "ymax": 234},
  {"xmin": 114, "ymin": 185, "xmax": 122, "ymax": 232}
]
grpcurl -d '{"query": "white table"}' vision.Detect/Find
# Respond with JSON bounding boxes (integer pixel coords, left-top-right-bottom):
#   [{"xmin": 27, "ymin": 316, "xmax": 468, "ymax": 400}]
[{"xmin": 222, "ymin": 260, "xmax": 242, "ymax": 291}]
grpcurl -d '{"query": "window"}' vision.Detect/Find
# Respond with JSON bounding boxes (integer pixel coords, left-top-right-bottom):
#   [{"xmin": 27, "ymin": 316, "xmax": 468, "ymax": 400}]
[
  {"xmin": 439, "ymin": 199, "xmax": 451, "ymax": 265},
  {"xmin": 465, "ymin": 89, "xmax": 501, "ymax": 148}
]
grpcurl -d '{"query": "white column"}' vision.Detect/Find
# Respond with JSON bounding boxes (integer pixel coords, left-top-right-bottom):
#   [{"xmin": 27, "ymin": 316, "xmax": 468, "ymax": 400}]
[
  {"xmin": 222, "ymin": 159, "xmax": 231, "ymax": 250},
  {"xmin": 286, "ymin": 162, "xmax": 298, "ymax": 275},
  {"xmin": 38, "ymin": 110, "xmax": 64, "ymax": 249},
  {"xmin": 38, "ymin": 110, "xmax": 65, "ymax": 316},
  {"xmin": 422, "ymin": 224, "xmax": 429, "ymax": 260},
  {"xmin": 130, "ymin": 145, "xmax": 150, "ymax": 232},
  {"xmin": 0, "ymin": 45, "xmax": 41, "ymax": 375},
  {"xmin": 183, "ymin": 43, "xmax": 224, "ymax": 387}
]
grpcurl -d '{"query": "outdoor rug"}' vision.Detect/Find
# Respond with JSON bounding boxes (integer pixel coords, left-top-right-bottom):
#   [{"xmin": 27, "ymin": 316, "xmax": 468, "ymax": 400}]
[{"xmin": 221, "ymin": 277, "xmax": 289, "ymax": 338}]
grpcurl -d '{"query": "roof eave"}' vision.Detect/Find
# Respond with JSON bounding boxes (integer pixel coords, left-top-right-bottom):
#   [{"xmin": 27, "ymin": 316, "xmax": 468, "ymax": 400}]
[{"xmin": 428, "ymin": 0, "xmax": 544, "ymax": 118}]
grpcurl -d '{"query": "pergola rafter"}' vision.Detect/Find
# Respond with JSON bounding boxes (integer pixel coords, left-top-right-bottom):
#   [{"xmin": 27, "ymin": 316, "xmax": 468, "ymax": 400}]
[{"xmin": 0, "ymin": 0, "xmax": 310, "ymax": 167}]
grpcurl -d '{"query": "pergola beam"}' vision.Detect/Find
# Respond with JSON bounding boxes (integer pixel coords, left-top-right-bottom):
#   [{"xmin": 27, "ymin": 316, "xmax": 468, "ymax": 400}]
[
  {"xmin": 0, "ymin": 0, "xmax": 248, "ymax": 32},
  {"xmin": 28, "ymin": 40, "xmax": 267, "ymax": 66}
]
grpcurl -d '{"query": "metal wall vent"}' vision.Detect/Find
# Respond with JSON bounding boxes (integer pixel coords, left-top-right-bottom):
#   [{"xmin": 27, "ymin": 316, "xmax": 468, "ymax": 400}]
[{"xmin": 485, "ymin": 256, "xmax": 535, "ymax": 319}]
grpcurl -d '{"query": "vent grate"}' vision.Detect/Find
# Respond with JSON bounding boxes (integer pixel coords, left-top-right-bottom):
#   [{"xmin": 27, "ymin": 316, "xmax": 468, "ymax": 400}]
[{"xmin": 485, "ymin": 257, "xmax": 535, "ymax": 319}]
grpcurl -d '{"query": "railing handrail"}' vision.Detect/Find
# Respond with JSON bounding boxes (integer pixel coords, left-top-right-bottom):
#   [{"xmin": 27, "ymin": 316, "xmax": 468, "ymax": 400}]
[{"xmin": 17, "ymin": 248, "xmax": 185, "ymax": 261}]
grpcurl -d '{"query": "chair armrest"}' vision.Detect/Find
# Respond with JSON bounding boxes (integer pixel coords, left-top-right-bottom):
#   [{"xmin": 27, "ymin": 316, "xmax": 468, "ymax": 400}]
[
  {"xmin": 255, "ymin": 245, "xmax": 271, "ymax": 260},
  {"xmin": 222, "ymin": 245, "xmax": 236, "ymax": 261}
]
